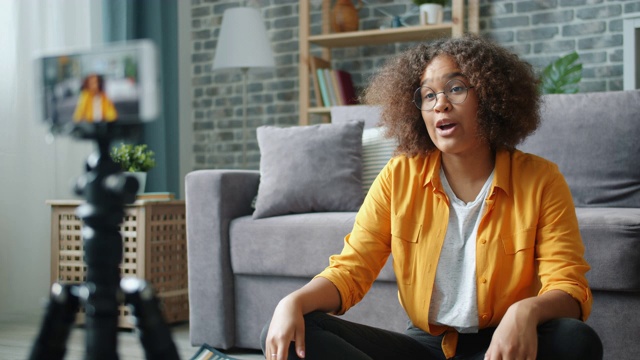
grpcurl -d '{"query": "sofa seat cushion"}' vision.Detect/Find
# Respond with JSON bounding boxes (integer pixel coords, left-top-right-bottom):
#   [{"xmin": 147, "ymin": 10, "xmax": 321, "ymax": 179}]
[
  {"xmin": 230, "ymin": 212, "xmax": 396, "ymax": 281},
  {"xmin": 577, "ymin": 207, "xmax": 640, "ymax": 291},
  {"xmin": 230, "ymin": 207, "xmax": 640, "ymax": 291}
]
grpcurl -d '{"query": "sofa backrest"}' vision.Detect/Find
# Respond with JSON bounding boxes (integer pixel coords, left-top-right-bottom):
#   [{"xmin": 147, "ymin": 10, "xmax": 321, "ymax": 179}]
[
  {"xmin": 331, "ymin": 105, "xmax": 382, "ymax": 129},
  {"xmin": 332, "ymin": 90, "xmax": 640, "ymax": 208},
  {"xmin": 520, "ymin": 90, "xmax": 640, "ymax": 208}
]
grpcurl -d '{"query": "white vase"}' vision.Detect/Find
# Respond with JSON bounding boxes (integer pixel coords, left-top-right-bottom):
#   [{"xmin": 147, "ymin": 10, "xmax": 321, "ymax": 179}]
[
  {"xmin": 126, "ymin": 172, "xmax": 147, "ymax": 195},
  {"xmin": 419, "ymin": 3, "xmax": 443, "ymax": 25}
]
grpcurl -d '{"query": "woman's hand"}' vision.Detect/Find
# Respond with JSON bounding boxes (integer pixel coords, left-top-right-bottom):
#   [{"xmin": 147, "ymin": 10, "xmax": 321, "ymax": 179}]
[
  {"xmin": 484, "ymin": 302, "xmax": 538, "ymax": 360},
  {"xmin": 264, "ymin": 277, "xmax": 341, "ymax": 359},
  {"xmin": 265, "ymin": 296, "xmax": 307, "ymax": 360},
  {"xmin": 484, "ymin": 291, "xmax": 580, "ymax": 360}
]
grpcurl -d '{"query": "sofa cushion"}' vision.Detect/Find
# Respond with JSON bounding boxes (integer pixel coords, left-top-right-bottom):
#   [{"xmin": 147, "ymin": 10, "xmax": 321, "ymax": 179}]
[
  {"xmin": 361, "ymin": 127, "xmax": 396, "ymax": 195},
  {"xmin": 331, "ymin": 105, "xmax": 382, "ymax": 129},
  {"xmin": 253, "ymin": 121, "xmax": 365, "ymax": 219},
  {"xmin": 577, "ymin": 207, "xmax": 640, "ymax": 291},
  {"xmin": 230, "ymin": 212, "xmax": 396, "ymax": 282},
  {"xmin": 231, "ymin": 208, "xmax": 640, "ymax": 291},
  {"xmin": 520, "ymin": 90, "xmax": 640, "ymax": 207},
  {"xmin": 331, "ymin": 106, "xmax": 397, "ymax": 196}
]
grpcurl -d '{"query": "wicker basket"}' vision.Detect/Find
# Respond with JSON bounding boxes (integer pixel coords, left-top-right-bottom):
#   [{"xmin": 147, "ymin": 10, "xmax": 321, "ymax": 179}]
[{"xmin": 48, "ymin": 200, "xmax": 189, "ymax": 328}]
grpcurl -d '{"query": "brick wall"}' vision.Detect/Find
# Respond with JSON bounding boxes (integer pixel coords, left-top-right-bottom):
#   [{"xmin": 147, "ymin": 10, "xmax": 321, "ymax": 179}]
[{"xmin": 190, "ymin": 0, "xmax": 640, "ymax": 170}]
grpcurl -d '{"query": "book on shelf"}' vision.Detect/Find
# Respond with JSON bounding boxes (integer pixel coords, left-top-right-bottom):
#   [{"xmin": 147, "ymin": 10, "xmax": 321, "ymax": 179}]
[
  {"xmin": 136, "ymin": 192, "xmax": 175, "ymax": 201},
  {"xmin": 323, "ymin": 68, "xmax": 340, "ymax": 106},
  {"xmin": 308, "ymin": 56, "xmax": 358, "ymax": 108},
  {"xmin": 335, "ymin": 69, "xmax": 358, "ymax": 105},
  {"xmin": 316, "ymin": 69, "xmax": 331, "ymax": 107},
  {"xmin": 309, "ymin": 56, "xmax": 330, "ymax": 107},
  {"xmin": 330, "ymin": 69, "xmax": 345, "ymax": 106}
]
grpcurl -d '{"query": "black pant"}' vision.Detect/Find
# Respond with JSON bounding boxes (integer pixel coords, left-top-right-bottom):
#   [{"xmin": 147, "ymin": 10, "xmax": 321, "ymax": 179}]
[{"xmin": 260, "ymin": 311, "xmax": 603, "ymax": 360}]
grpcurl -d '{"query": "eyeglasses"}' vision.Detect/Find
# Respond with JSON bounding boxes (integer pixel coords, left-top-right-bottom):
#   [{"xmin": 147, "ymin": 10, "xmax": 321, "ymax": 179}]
[{"xmin": 412, "ymin": 79, "xmax": 475, "ymax": 111}]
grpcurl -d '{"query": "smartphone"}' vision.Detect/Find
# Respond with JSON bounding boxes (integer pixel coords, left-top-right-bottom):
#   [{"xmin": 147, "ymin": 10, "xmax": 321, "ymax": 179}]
[{"xmin": 34, "ymin": 40, "xmax": 160, "ymax": 133}]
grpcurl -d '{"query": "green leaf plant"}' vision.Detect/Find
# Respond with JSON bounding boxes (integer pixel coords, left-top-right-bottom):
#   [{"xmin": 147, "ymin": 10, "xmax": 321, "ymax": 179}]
[
  {"xmin": 110, "ymin": 143, "xmax": 156, "ymax": 173},
  {"xmin": 539, "ymin": 51, "xmax": 583, "ymax": 94}
]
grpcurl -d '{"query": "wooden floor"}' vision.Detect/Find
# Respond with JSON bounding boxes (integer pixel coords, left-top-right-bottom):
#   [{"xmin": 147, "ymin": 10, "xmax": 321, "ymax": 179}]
[{"xmin": 0, "ymin": 313, "xmax": 263, "ymax": 360}]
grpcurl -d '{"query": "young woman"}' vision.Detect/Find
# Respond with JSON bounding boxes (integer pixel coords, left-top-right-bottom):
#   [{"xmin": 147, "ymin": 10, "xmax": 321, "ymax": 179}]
[
  {"xmin": 73, "ymin": 73, "xmax": 118, "ymax": 122},
  {"xmin": 262, "ymin": 34, "xmax": 602, "ymax": 360}
]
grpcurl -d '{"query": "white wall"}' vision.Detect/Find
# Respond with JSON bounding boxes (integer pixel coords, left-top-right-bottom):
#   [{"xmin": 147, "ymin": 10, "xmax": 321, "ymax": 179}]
[{"xmin": 0, "ymin": 0, "xmax": 100, "ymax": 317}]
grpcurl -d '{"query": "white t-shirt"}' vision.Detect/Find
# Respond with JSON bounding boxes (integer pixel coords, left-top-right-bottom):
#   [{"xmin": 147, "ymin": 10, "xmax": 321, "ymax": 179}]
[
  {"xmin": 92, "ymin": 95, "xmax": 103, "ymax": 121},
  {"xmin": 428, "ymin": 168, "xmax": 494, "ymax": 333}
]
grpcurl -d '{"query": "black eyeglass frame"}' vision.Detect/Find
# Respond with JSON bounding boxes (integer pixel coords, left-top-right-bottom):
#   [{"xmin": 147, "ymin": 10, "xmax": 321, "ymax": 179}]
[{"xmin": 412, "ymin": 79, "xmax": 475, "ymax": 111}]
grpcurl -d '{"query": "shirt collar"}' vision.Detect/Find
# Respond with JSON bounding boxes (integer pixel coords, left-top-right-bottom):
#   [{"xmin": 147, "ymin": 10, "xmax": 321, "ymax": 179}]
[
  {"xmin": 423, "ymin": 149, "xmax": 512, "ymax": 197},
  {"xmin": 493, "ymin": 149, "xmax": 512, "ymax": 197},
  {"xmin": 424, "ymin": 150, "xmax": 443, "ymax": 190}
]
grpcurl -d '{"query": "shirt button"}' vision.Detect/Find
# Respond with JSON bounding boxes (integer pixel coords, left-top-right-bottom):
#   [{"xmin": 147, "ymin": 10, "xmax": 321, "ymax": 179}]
[
  {"xmin": 481, "ymin": 278, "xmax": 487, "ymax": 284},
  {"xmin": 481, "ymin": 239, "xmax": 487, "ymax": 245},
  {"xmin": 482, "ymin": 314, "xmax": 489, "ymax": 320}
]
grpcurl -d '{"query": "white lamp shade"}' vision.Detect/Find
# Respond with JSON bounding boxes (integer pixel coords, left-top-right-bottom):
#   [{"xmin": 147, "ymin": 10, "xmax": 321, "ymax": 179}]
[{"xmin": 212, "ymin": 7, "xmax": 275, "ymax": 70}]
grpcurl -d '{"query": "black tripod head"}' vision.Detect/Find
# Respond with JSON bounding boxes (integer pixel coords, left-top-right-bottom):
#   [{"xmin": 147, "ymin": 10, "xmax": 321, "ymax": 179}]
[{"xmin": 70, "ymin": 122, "xmax": 142, "ymax": 206}]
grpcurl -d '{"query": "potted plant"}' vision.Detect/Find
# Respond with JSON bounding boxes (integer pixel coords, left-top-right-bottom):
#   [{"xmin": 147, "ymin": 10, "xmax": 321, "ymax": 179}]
[
  {"xmin": 110, "ymin": 143, "xmax": 156, "ymax": 194},
  {"xmin": 539, "ymin": 52, "xmax": 582, "ymax": 94},
  {"xmin": 413, "ymin": 0, "xmax": 446, "ymax": 25}
]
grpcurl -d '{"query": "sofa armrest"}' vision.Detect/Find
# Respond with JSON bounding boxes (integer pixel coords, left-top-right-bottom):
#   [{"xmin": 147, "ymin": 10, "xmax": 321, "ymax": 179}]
[{"xmin": 185, "ymin": 169, "xmax": 260, "ymax": 349}]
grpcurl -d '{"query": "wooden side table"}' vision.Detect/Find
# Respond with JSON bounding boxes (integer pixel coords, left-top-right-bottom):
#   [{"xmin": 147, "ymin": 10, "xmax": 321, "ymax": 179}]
[{"xmin": 48, "ymin": 199, "xmax": 189, "ymax": 328}]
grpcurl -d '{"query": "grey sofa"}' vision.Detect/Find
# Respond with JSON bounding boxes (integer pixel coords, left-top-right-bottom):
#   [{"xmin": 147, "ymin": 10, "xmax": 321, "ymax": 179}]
[{"xmin": 186, "ymin": 90, "xmax": 640, "ymax": 359}]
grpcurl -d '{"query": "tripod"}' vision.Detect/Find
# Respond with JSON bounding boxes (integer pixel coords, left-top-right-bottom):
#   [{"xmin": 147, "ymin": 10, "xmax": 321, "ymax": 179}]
[{"xmin": 29, "ymin": 123, "xmax": 180, "ymax": 360}]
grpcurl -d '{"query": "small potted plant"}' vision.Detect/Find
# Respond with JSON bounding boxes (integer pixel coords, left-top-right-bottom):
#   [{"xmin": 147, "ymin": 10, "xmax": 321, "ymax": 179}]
[
  {"xmin": 110, "ymin": 143, "xmax": 156, "ymax": 194},
  {"xmin": 413, "ymin": 0, "xmax": 446, "ymax": 25},
  {"xmin": 539, "ymin": 52, "xmax": 582, "ymax": 94}
]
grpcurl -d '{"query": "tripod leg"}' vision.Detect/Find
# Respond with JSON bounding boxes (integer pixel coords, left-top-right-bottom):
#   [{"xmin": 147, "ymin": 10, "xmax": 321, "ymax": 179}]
[
  {"xmin": 121, "ymin": 278, "xmax": 181, "ymax": 360},
  {"xmin": 29, "ymin": 283, "xmax": 80, "ymax": 360},
  {"xmin": 80, "ymin": 225, "xmax": 122, "ymax": 360}
]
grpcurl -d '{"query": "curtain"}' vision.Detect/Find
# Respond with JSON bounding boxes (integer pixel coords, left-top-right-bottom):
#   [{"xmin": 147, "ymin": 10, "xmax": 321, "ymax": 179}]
[
  {"xmin": 0, "ymin": 0, "xmax": 100, "ymax": 315},
  {"xmin": 102, "ymin": 0, "xmax": 180, "ymax": 195}
]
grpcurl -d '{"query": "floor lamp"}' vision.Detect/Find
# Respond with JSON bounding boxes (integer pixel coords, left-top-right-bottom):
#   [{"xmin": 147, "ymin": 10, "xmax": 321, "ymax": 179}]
[{"xmin": 212, "ymin": 7, "xmax": 275, "ymax": 168}]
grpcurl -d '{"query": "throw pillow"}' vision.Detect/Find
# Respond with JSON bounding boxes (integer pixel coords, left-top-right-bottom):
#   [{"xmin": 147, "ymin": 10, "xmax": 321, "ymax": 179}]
[
  {"xmin": 361, "ymin": 127, "xmax": 397, "ymax": 195},
  {"xmin": 253, "ymin": 121, "xmax": 365, "ymax": 219}
]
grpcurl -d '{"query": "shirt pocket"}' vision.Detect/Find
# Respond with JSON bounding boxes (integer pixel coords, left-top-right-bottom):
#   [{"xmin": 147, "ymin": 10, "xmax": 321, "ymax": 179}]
[
  {"xmin": 391, "ymin": 218, "xmax": 422, "ymax": 285},
  {"xmin": 501, "ymin": 228, "xmax": 536, "ymax": 255},
  {"xmin": 498, "ymin": 228, "xmax": 537, "ymax": 292}
]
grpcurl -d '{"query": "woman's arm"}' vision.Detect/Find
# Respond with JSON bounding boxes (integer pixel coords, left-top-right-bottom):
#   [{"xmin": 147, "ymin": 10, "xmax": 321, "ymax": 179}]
[
  {"xmin": 265, "ymin": 277, "xmax": 341, "ymax": 360},
  {"xmin": 282, "ymin": 276, "xmax": 342, "ymax": 315},
  {"xmin": 514, "ymin": 289, "xmax": 581, "ymax": 324},
  {"xmin": 266, "ymin": 161, "xmax": 397, "ymax": 360},
  {"xmin": 485, "ymin": 290, "xmax": 580, "ymax": 360},
  {"xmin": 487, "ymin": 162, "xmax": 587, "ymax": 360}
]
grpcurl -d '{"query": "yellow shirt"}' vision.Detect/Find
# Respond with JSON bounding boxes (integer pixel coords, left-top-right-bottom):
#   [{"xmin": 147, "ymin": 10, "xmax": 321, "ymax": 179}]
[
  {"xmin": 73, "ymin": 91, "xmax": 118, "ymax": 122},
  {"xmin": 316, "ymin": 149, "xmax": 592, "ymax": 358}
]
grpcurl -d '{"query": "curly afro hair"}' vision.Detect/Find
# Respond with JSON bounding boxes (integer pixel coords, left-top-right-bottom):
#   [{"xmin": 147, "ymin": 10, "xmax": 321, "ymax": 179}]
[{"xmin": 362, "ymin": 34, "xmax": 541, "ymax": 157}]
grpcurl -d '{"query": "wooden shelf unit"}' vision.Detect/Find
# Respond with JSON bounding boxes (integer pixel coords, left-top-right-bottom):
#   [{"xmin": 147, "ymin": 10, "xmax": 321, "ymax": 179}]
[{"xmin": 298, "ymin": 0, "xmax": 479, "ymax": 125}]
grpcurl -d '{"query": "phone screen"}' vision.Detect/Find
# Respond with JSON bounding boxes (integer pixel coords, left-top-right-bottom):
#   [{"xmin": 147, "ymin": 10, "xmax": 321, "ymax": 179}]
[{"xmin": 36, "ymin": 40, "xmax": 159, "ymax": 132}]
